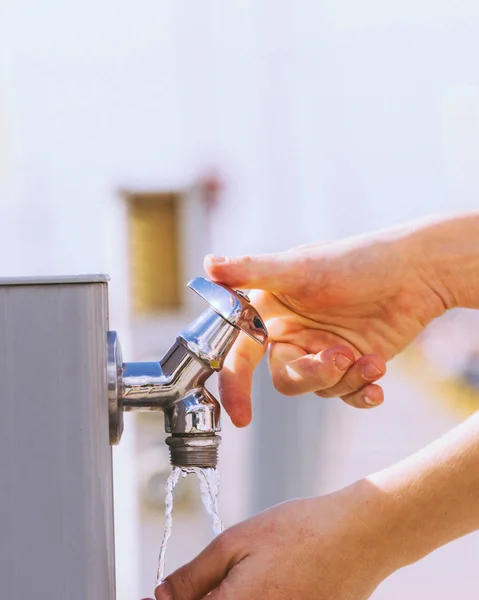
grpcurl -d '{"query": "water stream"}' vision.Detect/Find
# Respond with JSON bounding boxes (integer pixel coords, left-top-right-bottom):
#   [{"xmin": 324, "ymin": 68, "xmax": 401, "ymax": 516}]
[{"xmin": 156, "ymin": 466, "xmax": 224, "ymax": 586}]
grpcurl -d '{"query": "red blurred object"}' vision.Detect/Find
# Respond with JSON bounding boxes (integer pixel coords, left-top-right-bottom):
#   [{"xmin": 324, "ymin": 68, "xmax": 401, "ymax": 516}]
[{"xmin": 200, "ymin": 171, "xmax": 223, "ymax": 213}]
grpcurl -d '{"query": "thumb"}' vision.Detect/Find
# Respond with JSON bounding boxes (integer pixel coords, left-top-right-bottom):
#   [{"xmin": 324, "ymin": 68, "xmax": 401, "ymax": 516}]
[
  {"xmin": 155, "ymin": 533, "xmax": 242, "ymax": 600},
  {"xmin": 203, "ymin": 251, "xmax": 307, "ymax": 293},
  {"xmin": 218, "ymin": 330, "xmax": 266, "ymax": 427}
]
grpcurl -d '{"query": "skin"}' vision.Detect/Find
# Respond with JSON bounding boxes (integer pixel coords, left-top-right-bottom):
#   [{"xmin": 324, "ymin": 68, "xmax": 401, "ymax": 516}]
[
  {"xmin": 143, "ymin": 212, "xmax": 479, "ymax": 600},
  {"xmin": 150, "ymin": 410, "xmax": 479, "ymax": 600}
]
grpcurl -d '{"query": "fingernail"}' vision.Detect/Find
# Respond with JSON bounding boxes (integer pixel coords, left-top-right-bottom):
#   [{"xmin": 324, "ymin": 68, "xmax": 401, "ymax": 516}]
[
  {"xmin": 155, "ymin": 581, "xmax": 172, "ymax": 600},
  {"xmin": 333, "ymin": 354, "xmax": 353, "ymax": 371},
  {"xmin": 363, "ymin": 395, "xmax": 378, "ymax": 406},
  {"xmin": 207, "ymin": 254, "xmax": 226, "ymax": 264},
  {"xmin": 363, "ymin": 363, "xmax": 382, "ymax": 379}
]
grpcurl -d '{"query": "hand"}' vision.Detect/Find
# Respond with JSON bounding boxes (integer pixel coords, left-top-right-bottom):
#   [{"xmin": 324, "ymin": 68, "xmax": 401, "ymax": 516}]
[
  {"xmin": 146, "ymin": 410, "xmax": 479, "ymax": 600},
  {"xmin": 204, "ymin": 220, "xmax": 450, "ymax": 425},
  {"xmin": 153, "ymin": 481, "xmax": 397, "ymax": 600}
]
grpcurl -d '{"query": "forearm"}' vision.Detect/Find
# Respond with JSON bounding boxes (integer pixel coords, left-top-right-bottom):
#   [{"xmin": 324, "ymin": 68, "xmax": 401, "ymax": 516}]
[
  {"xmin": 406, "ymin": 211, "xmax": 479, "ymax": 309},
  {"xmin": 351, "ymin": 411, "xmax": 479, "ymax": 572}
]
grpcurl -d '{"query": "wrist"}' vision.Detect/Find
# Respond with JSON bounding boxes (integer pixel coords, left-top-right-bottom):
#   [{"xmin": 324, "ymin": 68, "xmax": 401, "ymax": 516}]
[
  {"xmin": 403, "ymin": 212, "xmax": 479, "ymax": 310},
  {"xmin": 341, "ymin": 473, "xmax": 441, "ymax": 576},
  {"xmin": 334, "ymin": 478, "xmax": 409, "ymax": 577}
]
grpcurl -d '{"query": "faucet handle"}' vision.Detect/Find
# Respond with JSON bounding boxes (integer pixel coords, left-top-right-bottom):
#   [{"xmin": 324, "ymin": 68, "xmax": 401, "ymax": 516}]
[{"xmin": 187, "ymin": 277, "xmax": 268, "ymax": 345}]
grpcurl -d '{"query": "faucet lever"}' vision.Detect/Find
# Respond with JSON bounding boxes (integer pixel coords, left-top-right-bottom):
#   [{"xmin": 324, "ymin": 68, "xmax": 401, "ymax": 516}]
[{"xmin": 187, "ymin": 277, "xmax": 268, "ymax": 346}]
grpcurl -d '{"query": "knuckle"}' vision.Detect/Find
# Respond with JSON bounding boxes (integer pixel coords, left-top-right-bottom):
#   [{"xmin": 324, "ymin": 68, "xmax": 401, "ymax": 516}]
[
  {"xmin": 334, "ymin": 374, "xmax": 361, "ymax": 396},
  {"xmin": 274, "ymin": 356, "xmax": 344, "ymax": 396},
  {"xmin": 316, "ymin": 384, "xmax": 346, "ymax": 399},
  {"xmin": 169, "ymin": 569, "xmax": 196, "ymax": 599},
  {"xmin": 273, "ymin": 380, "xmax": 295, "ymax": 396},
  {"xmin": 300, "ymin": 357, "xmax": 328, "ymax": 384},
  {"xmin": 212, "ymin": 529, "xmax": 232, "ymax": 554},
  {"xmin": 300, "ymin": 359, "xmax": 332, "ymax": 390},
  {"xmin": 272, "ymin": 368, "xmax": 297, "ymax": 396},
  {"xmin": 341, "ymin": 392, "xmax": 365, "ymax": 409},
  {"xmin": 337, "ymin": 382, "xmax": 356, "ymax": 396},
  {"xmin": 314, "ymin": 389, "xmax": 334, "ymax": 398},
  {"xmin": 235, "ymin": 345, "xmax": 257, "ymax": 369},
  {"xmin": 212, "ymin": 526, "xmax": 241, "ymax": 557},
  {"xmin": 315, "ymin": 374, "xmax": 362, "ymax": 399},
  {"xmin": 239, "ymin": 255, "xmax": 255, "ymax": 269}
]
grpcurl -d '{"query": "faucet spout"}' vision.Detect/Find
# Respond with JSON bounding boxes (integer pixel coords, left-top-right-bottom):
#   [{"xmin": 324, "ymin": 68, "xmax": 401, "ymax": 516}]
[
  {"xmin": 121, "ymin": 334, "xmax": 223, "ymax": 467},
  {"xmin": 164, "ymin": 388, "xmax": 221, "ymax": 467}
]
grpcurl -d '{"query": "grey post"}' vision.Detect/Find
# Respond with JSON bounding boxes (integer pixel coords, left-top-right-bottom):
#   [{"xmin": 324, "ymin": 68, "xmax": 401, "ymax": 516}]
[{"xmin": 0, "ymin": 276, "xmax": 116, "ymax": 599}]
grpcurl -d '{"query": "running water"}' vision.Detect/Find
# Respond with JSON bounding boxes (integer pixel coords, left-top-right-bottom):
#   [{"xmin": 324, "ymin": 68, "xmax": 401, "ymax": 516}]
[
  {"xmin": 156, "ymin": 467, "xmax": 224, "ymax": 587},
  {"xmin": 194, "ymin": 467, "xmax": 224, "ymax": 537},
  {"xmin": 156, "ymin": 467, "xmax": 182, "ymax": 585}
]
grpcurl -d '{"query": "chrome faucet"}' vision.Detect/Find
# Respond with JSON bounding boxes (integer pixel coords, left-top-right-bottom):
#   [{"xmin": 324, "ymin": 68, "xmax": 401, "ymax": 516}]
[{"xmin": 107, "ymin": 277, "xmax": 267, "ymax": 468}]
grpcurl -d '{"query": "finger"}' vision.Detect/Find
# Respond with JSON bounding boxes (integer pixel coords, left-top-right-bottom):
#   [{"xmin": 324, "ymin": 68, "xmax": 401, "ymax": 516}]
[
  {"xmin": 201, "ymin": 582, "xmax": 231, "ymax": 599},
  {"xmin": 218, "ymin": 290, "xmax": 273, "ymax": 428},
  {"xmin": 155, "ymin": 532, "xmax": 243, "ymax": 600},
  {"xmin": 201, "ymin": 561, "xmax": 253, "ymax": 600},
  {"xmin": 203, "ymin": 251, "xmax": 315, "ymax": 294},
  {"xmin": 315, "ymin": 354, "xmax": 387, "ymax": 399},
  {"xmin": 219, "ymin": 331, "xmax": 267, "ymax": 427},
  {"xmin": 201, "ymin": 586, "xmax": 228, "ymax": 599},
  {"xmin": 340, "ymin": 382, "xmax": 384, "ymax": 409},
  {"xmin": 200, "ymin": 583, "xmax": 226, "ymax": 599},
  {"xmin": 268, "ymin": 342, "xmax": 356, "ymax": 396}
]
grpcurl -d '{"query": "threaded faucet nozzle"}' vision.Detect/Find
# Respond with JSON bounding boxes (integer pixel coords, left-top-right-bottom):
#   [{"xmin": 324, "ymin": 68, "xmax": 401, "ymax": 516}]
[{"xmin": 165, "ymin": 434, "xmax": 221, "ymax": 469}]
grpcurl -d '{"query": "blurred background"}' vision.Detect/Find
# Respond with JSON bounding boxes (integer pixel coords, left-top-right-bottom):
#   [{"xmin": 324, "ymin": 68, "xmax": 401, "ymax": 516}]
[{"xmin": 1, "ymin": 0, "xmax": 479, "ymax": 597}]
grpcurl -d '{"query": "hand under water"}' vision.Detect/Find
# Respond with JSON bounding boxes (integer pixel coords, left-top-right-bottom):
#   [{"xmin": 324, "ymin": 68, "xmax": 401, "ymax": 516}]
[{"xmin": 150, "ymin": 480, "xmax": 399, "ymax": 600}]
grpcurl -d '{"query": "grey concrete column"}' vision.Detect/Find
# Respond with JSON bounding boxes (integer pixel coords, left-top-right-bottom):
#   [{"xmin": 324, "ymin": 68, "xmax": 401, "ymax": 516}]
[{"xmin": 0, "ymin": 276, "xmax": 116, "ymax": 599}]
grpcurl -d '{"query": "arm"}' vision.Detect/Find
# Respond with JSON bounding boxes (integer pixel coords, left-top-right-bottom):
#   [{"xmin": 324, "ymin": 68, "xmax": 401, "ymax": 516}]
[
  {"xmin": 203, "ymin": 210, "xmax": 479, "ymax": 425},
  {"xmin": 407, "ymin": 211, "xmax": 479, "ymax": 310},
  {"xmin": 364, "ymin": 408, "xmax": 479, "ymax": 566},
  {"xmin": 154, "ymin": 411, "xmax": 479, "ymax": 600}
]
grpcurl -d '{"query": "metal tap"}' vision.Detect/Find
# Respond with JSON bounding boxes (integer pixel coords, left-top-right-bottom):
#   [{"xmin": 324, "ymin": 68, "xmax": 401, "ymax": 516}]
[{"xmin": 107, "ymin": 277, "xmax": 267, "ymax": 468}]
